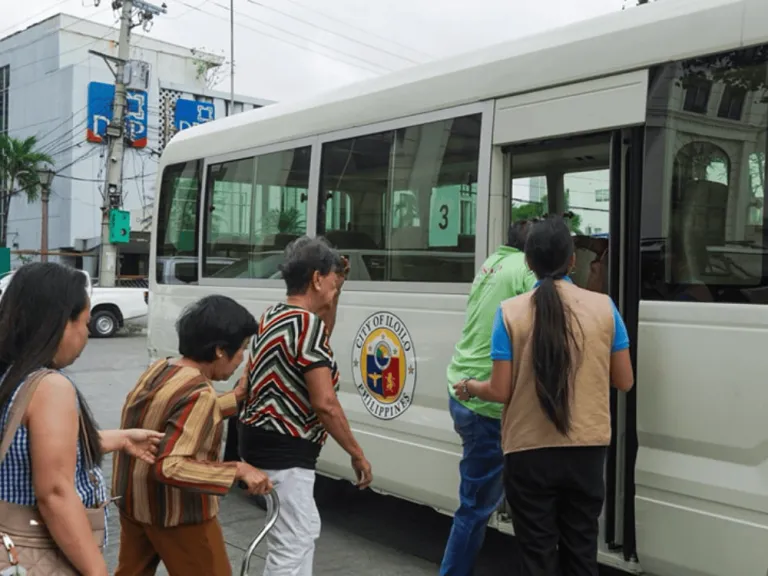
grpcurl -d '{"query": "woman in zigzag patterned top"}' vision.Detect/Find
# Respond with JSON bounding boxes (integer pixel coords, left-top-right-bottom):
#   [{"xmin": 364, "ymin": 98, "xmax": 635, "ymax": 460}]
[{"xmin": 237, "ymin": 235, "xmax": 373, "ymax": 576}]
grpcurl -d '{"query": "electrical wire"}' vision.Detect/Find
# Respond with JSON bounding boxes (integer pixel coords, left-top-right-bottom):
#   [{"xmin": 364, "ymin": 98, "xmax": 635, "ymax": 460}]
[
  {"xmin": 165, "ymin": 0, "xmax": 211, "ymax": 20},
  {"xmin": 214, "ymin": 0, "xmax": 392, "ymax": 72},
  {"xmin": 277, "ymin": 0, "xmax": 436, "ymax": 60},
  {"xmin": 54, "ymin": 171, "xmax": 156, "ymax": 182},
  {"xmin": 0, "ymin": 0, "xmax": 73, "ymax": 36},
  {"xmin": 38, "ymin": 98, "xmax": 115, "ymax": 157},
  {"xmin": 53, "ymin": 145, "xmax": 102, "ymax": 173},
  {"xmin": 0, "ymin": 8, "xmax": 112, "ymax": 57},
  {"xmin": 243, "ymin": 0, "xmax": 423, "ymax": 65},
  {"xmin": 6, "ymin": 21, "xmax": 120, "ymax": 84},
  {"xmin": 176, "ymin": 0, "xmax": 382, "ymax": 75},
  {"xmin": 7, "ymin": 105, "xmax": 86, "ymax": 135}
]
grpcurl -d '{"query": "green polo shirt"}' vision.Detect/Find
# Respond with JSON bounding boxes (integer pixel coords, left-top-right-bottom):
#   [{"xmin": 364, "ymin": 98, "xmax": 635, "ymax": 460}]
[{"xmin": 446, "ymin": 246, "xmax": 535, "ymax": 419}]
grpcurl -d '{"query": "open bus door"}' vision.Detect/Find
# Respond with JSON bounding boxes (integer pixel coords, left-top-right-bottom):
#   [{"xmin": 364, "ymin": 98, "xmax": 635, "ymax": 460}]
[
  {"xmin": 605, "ymin": 127, "xmax": 644, "ymax": 565},
  {"xmin": 499, "ymin": 124, "xmax": 644, "ymax": 572},
  {"xmin": 542, "ymin": 128, "xmax": 643, "ymax": 569}
]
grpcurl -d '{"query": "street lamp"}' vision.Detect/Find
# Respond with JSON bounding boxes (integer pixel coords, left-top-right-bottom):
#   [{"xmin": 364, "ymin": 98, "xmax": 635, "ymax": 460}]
[
  {"xmin": 38, "ymin": 167, "xmax": 55, "ymax": 190},
  {"xmin": 38, "ymin": 168, "xmax": 55, "ymax": 263}
]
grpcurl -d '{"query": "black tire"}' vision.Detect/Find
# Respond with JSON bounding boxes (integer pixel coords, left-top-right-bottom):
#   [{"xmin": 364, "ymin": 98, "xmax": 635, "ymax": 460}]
[{"xmin": 90, "ymin": 309, "xmax": 119, "ymax": 338}]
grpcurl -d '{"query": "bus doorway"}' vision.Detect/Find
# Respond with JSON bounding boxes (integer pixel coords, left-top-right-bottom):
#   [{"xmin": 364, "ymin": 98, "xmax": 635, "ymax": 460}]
[{"xmin": 496, "ymin": 128, "xmax": 643, "ymax": 573}]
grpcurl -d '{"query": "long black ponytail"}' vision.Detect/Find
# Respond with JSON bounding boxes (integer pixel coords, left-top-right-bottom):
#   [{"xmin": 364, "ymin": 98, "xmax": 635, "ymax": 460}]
[
  {"xmin": 0, "ymin": 263, "xmax": 102, "ymax": 465},
  {"xmin": 525, "ymin": 217, "xmax": 582, "ymax": 435}
]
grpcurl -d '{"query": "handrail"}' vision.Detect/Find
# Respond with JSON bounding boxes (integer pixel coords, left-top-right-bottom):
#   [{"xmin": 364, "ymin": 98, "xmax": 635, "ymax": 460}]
[{"xmin": 239, "ymin": 490, "xmax": 280, "ymax": 576}]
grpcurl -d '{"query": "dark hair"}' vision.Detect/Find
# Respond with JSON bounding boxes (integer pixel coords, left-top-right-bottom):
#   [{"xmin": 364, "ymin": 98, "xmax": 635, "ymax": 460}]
[
  {"xmin": 524, "ymin": 216, "xmax": 582, "ymax": 435},
  {"xmin": 0, "ymin": 263, "xmax": 102, "ymax": 465},
  {"xmin": 278, "ymin": 236, "xmax": 345, "ymax": 296},
  {"xmin": 507, "ymin": 220, "xmax": 532, "ymax": 250},
  {"xmin": 177, "ymin": 295, "xmax": 258, "ymax": 362}
]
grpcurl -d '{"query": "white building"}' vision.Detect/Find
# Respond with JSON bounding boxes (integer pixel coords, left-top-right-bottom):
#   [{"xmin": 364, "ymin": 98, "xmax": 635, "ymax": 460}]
[{"xmin": 0, "ymin": 13, "xmax": 273, "ymax": 275}]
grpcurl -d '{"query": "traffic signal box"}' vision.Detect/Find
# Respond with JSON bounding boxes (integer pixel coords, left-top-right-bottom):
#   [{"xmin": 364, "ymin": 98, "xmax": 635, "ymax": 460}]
[
  {"xmin": 109, "ymin": 209, "xmax": 131, "ymax": 244},
  {"xmin": 0, "ymin": 247, "xmax": 9, "ymax": 275}
]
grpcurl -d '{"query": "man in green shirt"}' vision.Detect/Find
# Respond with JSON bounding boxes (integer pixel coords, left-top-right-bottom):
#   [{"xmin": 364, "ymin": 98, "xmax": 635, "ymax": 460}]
[{"xmin": 440, "ymin": 220, "xmax": 536, "ymax": 576}]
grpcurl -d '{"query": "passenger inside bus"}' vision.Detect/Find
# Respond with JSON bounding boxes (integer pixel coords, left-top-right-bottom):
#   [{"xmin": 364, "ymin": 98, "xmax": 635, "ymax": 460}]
[{"xmin": 509, "ymin": 134, "xmax": 612, "ymax": 297}]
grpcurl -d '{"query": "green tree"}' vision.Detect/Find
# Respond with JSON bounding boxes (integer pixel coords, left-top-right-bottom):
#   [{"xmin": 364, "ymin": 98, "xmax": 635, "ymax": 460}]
[
  {"xmin": 510, "ymin": 192, "xmax": 584, "ymax": 234},
  {"xmin": 0, "ymin": 134, "xmax": 54, "ymax": 247},
  {"xmin": 510, "ymin": 199, "xmax": 546, "ymax": 222},
  {"xmin": 635, "ymin": 0, "xmax": 768, "ymax": 99}
]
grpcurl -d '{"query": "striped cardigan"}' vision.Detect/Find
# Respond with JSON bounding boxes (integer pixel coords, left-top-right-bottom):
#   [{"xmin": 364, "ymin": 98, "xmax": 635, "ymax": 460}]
[{"xmin": 111, "ymin": 359, "xmax": 239, "ymax": 527}]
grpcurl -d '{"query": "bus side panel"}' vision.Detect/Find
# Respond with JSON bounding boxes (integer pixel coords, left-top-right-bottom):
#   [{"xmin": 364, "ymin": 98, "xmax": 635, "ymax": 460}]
[
  {"xmin": 635, "ymin": 301, "xmax": 768, "ymax": 576},
  {"xmin": 317, "ymin": 288, "xmax": 465, "ymax": 515},
  {"xmin": 147, "ymin": 285, "xmax": 466, "ymax": 516},
  {"xmin": 147, "ymin": 286, "xmax": 222, "ymax": 362}
]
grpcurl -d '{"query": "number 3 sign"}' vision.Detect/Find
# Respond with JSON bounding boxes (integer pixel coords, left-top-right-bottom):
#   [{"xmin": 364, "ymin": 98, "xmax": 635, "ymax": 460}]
[{"xmin": 429, "ymin": 186, "xmax": 460, "ymax": 247}]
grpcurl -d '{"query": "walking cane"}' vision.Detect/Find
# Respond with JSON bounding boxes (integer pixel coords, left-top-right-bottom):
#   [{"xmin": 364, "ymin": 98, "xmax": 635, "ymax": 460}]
[{"xmin": 239, "ymin": 490, "xmax": 280, "ymax": 576}]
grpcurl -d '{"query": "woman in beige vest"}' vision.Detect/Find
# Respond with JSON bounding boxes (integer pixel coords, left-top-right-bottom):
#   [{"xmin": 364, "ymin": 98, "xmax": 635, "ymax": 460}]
[{"xmin": 454, "ymin": 216, "xmax": 634, "ymax": 576}]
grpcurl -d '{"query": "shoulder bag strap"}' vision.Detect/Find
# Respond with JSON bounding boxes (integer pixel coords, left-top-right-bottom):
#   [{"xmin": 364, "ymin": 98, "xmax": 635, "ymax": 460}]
[
  {"xmin": 0, "ymin": 369, "xmax": 56, "ymax": 465},
  {"xmin": 78, "ymin": 413, "xmax": 96, "ymax": 472}
]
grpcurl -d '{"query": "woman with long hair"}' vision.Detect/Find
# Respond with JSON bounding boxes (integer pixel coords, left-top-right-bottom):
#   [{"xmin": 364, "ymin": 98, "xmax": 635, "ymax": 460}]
[
  {"xmin": 0, "ymin": 262, "xmax": 163, "ymax": 575},
  {"xmin": 454, "ymin": 216, "xmax": 634, "ymax": 575}
]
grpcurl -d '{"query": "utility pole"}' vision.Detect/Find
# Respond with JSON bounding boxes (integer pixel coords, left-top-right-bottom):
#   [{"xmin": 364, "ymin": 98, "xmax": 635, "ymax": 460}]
[
  {"xmin": 95, "ymin": 0, "xmax": 166, "ymax": 287},
  {"xmin": 40, "ymin": 189, "xmax": 49, "ymax": 262},
  {"xmin": 230, "ymin": 0, "xmax": 235, "ymax": 114}
]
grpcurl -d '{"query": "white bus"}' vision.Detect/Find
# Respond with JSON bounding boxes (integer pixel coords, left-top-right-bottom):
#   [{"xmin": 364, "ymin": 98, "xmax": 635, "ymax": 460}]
[{"xmin": 147, "ymin": 0, "xmax": 768, "ymax": 573}]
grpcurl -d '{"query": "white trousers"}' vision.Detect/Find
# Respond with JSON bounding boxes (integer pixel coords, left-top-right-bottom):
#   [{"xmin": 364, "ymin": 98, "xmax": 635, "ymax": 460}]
[{"xmin": 262, "ymin": 467, "xmax": 321, "ymax": 576}]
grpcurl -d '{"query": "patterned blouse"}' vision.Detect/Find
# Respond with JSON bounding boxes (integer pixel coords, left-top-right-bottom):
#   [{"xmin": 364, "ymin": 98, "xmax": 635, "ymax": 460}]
[{"xmin": 0, "ymin": 371, "xmax": 109, "ymax": 542}]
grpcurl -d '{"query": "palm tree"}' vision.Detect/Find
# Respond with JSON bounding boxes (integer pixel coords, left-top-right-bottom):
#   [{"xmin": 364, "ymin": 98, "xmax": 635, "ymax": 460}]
[
  {"xmin": 0, "ymin": 134, "xmax": 54, "ymax": 246},
  {"xmin": 263, "ymin": 207, "xmax": 305, "ymax": 235}
]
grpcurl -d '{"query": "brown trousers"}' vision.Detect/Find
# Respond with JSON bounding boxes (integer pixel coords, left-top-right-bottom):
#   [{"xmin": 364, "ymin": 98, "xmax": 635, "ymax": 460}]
[{"xmin": 114, "ymin": 512, "xmax": 232, "ymax": 576}]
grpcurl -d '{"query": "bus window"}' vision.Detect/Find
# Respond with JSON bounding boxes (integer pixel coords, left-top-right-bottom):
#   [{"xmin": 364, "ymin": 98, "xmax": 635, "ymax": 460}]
[
  {"xmin": 641, "ymin": 45, "xmax": 768, "ymax": 304},
  {"xmin": 319, "ymin": 113, "xmax": 481, "ymax": 283},
  {"xmin": 155, "ymin": 160, "xmax": 202, "ymax": 285},
  {"xmin": 509, "ymin": 134, "xmax": 611, "ymax": 293},
  {"xmin": 204, "ymin": 146, "xmax": 310, "ymax": 279}
]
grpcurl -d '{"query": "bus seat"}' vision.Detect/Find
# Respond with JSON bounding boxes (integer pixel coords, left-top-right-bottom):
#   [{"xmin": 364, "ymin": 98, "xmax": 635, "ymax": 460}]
[
  {"xmin": 572, "ymin": 236, "xmax": 609, "ymax": 293},
  {"xmin": 324, "ymin": 230, "xmax": 378, "ymax": 250},
  {"xmin": 390, "ymin": 226, "xmax": 424, "ymax": 251}
]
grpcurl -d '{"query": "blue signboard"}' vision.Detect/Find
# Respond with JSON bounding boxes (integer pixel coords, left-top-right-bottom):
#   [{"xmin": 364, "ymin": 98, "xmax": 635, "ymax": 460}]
[
  {"xmin": 86, "ymin": 82, "xmax": 148, "ymax": 148},
  {"xmin": 174, "ymin": 99, "xmax": 215, "ymax": 132}
]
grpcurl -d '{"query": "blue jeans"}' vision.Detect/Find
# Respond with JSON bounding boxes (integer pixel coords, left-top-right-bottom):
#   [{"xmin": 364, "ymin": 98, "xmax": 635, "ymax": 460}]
[{"xmin": 439, "ymin": 397, "xmax": 505, "ymax": 576}]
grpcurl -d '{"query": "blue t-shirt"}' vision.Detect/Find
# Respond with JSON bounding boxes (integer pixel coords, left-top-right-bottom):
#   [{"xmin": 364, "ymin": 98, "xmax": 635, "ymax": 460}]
[{"xmin": 490, "ymin": 282, "xmax": 630, "ymax": 361}]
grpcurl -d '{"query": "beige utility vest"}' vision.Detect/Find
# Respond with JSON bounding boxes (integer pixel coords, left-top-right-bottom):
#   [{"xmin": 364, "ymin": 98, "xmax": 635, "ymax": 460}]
[{"xmin": 500, "ymin": 280, "xmax": 615, "ymax": 455}]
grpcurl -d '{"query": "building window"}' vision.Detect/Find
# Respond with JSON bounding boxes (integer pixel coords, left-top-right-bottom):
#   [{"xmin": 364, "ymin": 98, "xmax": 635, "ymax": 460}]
[
  {"xmin": 0, "ymin": 65, "xmax": 9, "ymax": 135},
  {"xmin": 224, "ymin": 100, "xmax": 245, "ymax": 117},
  {"xmin": 319, "ymin": 113, "xmax": 481, "ymax": 283},
  {"xmin": 203, "ymin": 146, "xmax": 310, "ymax": 279},
  {"xmin": 595, "ymin": 189, "xmax": 609, "ymax": 203},
  {"xmin": 682, "ymin": 76, "xmax": 712, "ymax": 114},
  {"xmin": 641, "ymin": 44, "xmax": 768, "ymax": 304},
  {"xmin": 155, "ymin": 160, "xmax": 202, "ymax": 284},
  {"xmin": 717, "ymin": 85, "xmax": 746, "ymax": 120}
]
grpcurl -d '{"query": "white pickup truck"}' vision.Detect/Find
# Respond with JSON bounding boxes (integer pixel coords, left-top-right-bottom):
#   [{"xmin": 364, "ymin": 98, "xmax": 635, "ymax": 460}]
[{"xmin": 0, "ymin": 268, "xmax": 148, "ymax": 339}]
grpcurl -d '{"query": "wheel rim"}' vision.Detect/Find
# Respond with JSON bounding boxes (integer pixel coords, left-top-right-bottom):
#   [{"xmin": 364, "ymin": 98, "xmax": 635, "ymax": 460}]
[{"xmin": 96, "ymin": 316, "xmax": 114, "ymax": 334}]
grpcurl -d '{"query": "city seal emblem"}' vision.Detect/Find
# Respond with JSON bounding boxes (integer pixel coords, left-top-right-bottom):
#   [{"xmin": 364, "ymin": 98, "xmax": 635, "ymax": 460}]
[{"xmin": 352, "ymin": 311, "xmax": 417, "ymax": 420}]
